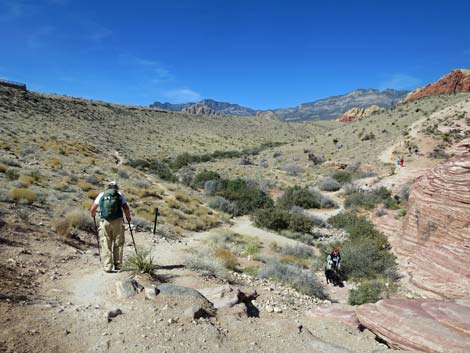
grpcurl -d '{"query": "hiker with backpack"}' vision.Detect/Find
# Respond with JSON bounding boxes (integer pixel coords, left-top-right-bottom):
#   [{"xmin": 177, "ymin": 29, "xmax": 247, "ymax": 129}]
[
  {"xmin": 90, "ymin": 181, "xmax": 132, "ymax": 273},
  {"xmin": 325, "ymin": 247, "xmax": 343, "ymax": 286}
]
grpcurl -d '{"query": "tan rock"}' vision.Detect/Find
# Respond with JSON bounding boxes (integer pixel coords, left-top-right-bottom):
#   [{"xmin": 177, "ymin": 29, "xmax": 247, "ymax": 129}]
[{"xmin": 336, "ymin": 105, "xmax": 382, "ymax": 123}]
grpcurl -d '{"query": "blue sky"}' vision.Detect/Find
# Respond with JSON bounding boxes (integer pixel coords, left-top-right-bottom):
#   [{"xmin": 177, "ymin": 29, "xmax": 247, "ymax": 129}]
[{"xmin": 1, "ymin": 0, "xmax": 469, "ymax": 109}]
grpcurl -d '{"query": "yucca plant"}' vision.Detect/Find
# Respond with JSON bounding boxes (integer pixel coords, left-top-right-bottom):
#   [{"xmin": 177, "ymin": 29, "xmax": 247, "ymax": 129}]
[{"xmin": 122, "ymin": 249, "xmax": 155, "ymax": 276}]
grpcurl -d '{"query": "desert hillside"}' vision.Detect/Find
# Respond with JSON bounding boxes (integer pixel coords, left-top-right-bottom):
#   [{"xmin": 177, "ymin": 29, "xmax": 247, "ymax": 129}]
[{"xmin": 1, "ymin": 82, "xmax": 469, "ymax": 353}]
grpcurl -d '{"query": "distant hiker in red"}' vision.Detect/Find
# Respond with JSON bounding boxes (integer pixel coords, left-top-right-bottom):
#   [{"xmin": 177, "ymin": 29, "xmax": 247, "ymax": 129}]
[{"xmin": 400, "ymin": 158, "xmax": 404, "ymax": 167}]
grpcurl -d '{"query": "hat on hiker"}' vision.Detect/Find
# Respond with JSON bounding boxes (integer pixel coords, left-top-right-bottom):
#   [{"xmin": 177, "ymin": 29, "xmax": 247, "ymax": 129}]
[
  {"xmin": 108, "ymin": 181, "xmax": 119, "ymax": 189},
  {"xmin": 333, "ymin": 247, "xmax": 339, "ymax": 253}
]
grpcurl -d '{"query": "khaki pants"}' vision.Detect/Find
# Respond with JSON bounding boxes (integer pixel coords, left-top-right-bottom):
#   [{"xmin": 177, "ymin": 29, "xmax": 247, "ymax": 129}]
[{"xmin": 99, "ymin": 218, "xmax": 125, "ymax": 271}]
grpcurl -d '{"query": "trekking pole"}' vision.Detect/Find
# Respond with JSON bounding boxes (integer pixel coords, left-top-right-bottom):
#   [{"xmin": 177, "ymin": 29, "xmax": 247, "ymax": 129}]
[
  {"xmin": 92, "ymin": 216, "xmax": 101, "ymax": 262},
  {"xmin": 153, "ymin": 207, "xmax": 159, "ymax": 235},
  {"xmin": 127, "ymin": 220, "xmax": 138, "ymax": 255}
]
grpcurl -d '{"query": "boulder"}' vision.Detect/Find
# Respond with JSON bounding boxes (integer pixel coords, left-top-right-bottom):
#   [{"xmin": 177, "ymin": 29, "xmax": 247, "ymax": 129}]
[
  {"xmin": 405, "ymin": 69, "xmax": 470, "ymax": 101},
  {"xmin": 399, "ymin": 156, "xmax": 470, "ymax": 298},
  {"xmin": 198, "ymin": 285, "xmax": 257, "ymax": 309},
  {"xmin": 356, "ymin": 299, "xmax": 470, "ymax": 353},
  {"xmin": 115, "ymin": 279, "xmax": 144, "ymax": 298},
  {"xmin": 183, "ymin": 304, "xmax": 212, "ymax": 320},
  {"xmin": 156, "ymin": 284, "xmax": 216, "ymax": 317}
]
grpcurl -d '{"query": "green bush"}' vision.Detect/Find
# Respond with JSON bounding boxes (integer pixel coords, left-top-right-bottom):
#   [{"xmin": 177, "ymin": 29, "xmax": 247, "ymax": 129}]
[
  {"xmin": 254, "ymin": 207, "xmax": 291, "ymax": 231},
  {"xmin": 344, "ymin": 187, "xmax": 397, "ymax": 210},
  {"xmin": 6, "ymin": 168, "xmax": 20, "ymax": 181},
  {"xmin": 318, "ymin": 177, "xmax": 341, "ymax": 191},
  {"xmin": 278, "ymin": 186, "xmax": 320, "ymax": 209},
  {"xmin": 217, "ymin": 178, "xmax": 273, "ymax": 216},
  {"xmin": 194, "ymin": 170, "xmax": 220, "ymax": 187},
  {"xmin": 349, "ymin": 280, "xmax": 385, "ymax": 305},
  {"xmin": 331, "ymin": 170, "xmax": 353, "ymax": 184}
]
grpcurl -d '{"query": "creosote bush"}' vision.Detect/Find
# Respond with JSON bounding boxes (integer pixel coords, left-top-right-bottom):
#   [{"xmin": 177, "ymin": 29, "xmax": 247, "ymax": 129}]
[
  {"xmin": 258, "ymin": 258, "xmax": 327, "ymax": 299},
  {"xmin": 318, "ymin": 177, "xmax": 341, "ymax": 192},
  {"xmin": 349, "ymin": 279, "xmax": 389, "ymax": 305}
]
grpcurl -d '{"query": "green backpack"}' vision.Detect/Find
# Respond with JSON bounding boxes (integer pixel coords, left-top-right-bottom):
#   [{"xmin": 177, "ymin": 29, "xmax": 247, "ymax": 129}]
[{"xmin": 99, "ymin": 189, "xmax": 123, "ymax": 220}]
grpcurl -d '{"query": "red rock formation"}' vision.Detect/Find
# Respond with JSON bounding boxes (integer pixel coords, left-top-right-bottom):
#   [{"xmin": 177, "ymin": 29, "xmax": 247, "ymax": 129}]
[
  {"xmin": 356, "ymin": 299, "xmax": 470, "ymax": 353},
  {"xmin": 399, "ymin": 156, "xmax": 470, "ymax": 298},
  {"xmin": 306, "ymin": 304, "xmax": 360, "ymax": 328},
  {"xmin": 405, "ymin": 69, "xmax": 470, "ymax": 101}
]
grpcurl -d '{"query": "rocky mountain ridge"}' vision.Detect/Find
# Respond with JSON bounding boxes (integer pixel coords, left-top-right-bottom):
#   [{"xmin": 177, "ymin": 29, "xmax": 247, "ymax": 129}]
[
  {"xmin": 336, "ymin": 105, "xmax": 383, "ymax": 123},
  {"xmin": 150, "ymin": 88, "xmax": 409, "ymax": 120}
]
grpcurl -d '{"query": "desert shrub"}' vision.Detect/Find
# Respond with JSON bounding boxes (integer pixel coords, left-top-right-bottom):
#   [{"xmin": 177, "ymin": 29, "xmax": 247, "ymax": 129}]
[
  {"xmin": 344, "ymin": 187, "xmax": 395, "ymax": 210},
  {"xmin": 217, "ymin": 178, "xmax": 273, "ymax": 216},
  {"xmin": 0, "ymin": 157, "xmax": 20, "ymax": 167},
  {"xmin": 10, "ymin": 188, "xmax": 36, "ymax": 204},
  {"xmin": 254, "ymin": 207, "xmax": 314, "ymax": 233},
  {"xmin": 208, "ymin": 196, "xmax": 234, "ymax": 214},
  {"xmin": 178, "ymin": 166, "xmax": 194, "ymax": 186},
  {"xmin": 349, "ymin": 280, "xmax": 386, "ymax": 305},
  {"xmin": 328, "ymin": 212, "xmax": 398, "ymax": 281},
  {"xmin": 331, "ymin": 170, "xmax": 353, "ymax": 184},
  {"xmin": 174, "ymin": 192, "xmax": 190, "ymax": 202},
  {"xmin": 117, "ymin": 169, "xmax": 129, "ymax": 179},
  {"xmin": 0, "ymin": 163, "xmax": 7, "ymax": 173},
  {"xmin": 258, "ymin": 259, "xmax": 327, "ymax": 299},
  {"xmin": 148, "ymin": 160, "xmax": 177, "ymax": 182},
  {"xmin": 280, "ymin": 244, "xmax": 314, "ymax": 258},
  {"xmin": 319, "ymin": 194, "xmax": 338, "ymax": 208},
  {"xmin": 86, "ymin": 190, "xmax": 99, "ymax": 199},
  {"xmin": 213, "ymin": 247, "xmax": 238, "ymax": 270},
  {"xmin": 123, "ymin": 249, "xmax": 155, "ymax": 276},
  {"xmin": 185, "ymin": 249, "xmax": 227, "ymax": 278},
  {"xmin": 254, "ymin": 207, "xmax": 291, "ymax": 231},
  {"xmin": 278, "ymin": 186, "xmax": 320, "ymax": 209},
  {"xmin": 318, "ymin": 177, "xmax": 341, "ymax": 192},
  {"xmin": 85, "ymin": 175, "xmax": 100, "ymax": 185},
  {"xmin": 290, "ymin": 206, "xmax": 326, "ymax": 227},
  {"xmin": 5, "ymin": 168, "xmax": 20, "ymax": 181},
  {"xmin": 399, "ymin": 183, "xmax": 411, "ymax": 202},
  {"xmin": 46, "ymin": 158, "xmax": 62, "ymax": 168},
  {"xmin": 282, "ymin": 163, "xmax": 305, "ymax": 176},
  {"xmin": 55, "ymin": 218, "xmax": 71, "ymax": 236},
  {"xmin": 204, "ymin": 179, "xmax": 224, "ymax": 195},
  {"xmin": 341, "ymin": 238, "xmax": 398, "ymax": 280},
  {"xmin": 64, "ymin": 208, "xmax": 95, "ymax": 233},
  {"xmin": 19, "ymin": 175, "xmax": 35, "ymax": 185},
  {"xmin": 288, "ymin": 211, "xmax": 315, "ymax": 232},
  {"xmin": 193, "ymin": 170, "xmax": 220, "ymax": 188},
  {"xmin": 131, "ymin": 216, "xmax": 153, "ymax": 231},
  {"xmin": 77, "ymin": 180, "xmax": 93, "ymax": 191}
]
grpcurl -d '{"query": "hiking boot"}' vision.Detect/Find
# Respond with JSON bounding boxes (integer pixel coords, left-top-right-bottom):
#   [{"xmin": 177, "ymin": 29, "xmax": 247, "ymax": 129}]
[{"xmin": 104, "ymin": 268, "xmax": 114, "ymax": 273}]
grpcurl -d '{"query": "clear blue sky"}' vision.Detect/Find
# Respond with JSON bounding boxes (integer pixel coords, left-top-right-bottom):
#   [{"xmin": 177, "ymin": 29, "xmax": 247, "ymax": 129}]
[{"xmin": 1, "ymin": 0, "xmax": 469, "ymax": 109}]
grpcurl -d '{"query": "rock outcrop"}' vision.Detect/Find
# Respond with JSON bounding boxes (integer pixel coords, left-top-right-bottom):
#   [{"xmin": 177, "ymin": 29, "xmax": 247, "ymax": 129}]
[
  {"xmin": 399, "ymin": 156, "xmax": 470, "ymax": 298},
  {"xmin": 405, "ymin": 69, "xmax": 470, "ymax": 101},
  {"xmin": 306, "ymin": 304, "xmax": 360, "ymax": 328},
  {"xmin": 336, "ymin": 105, "xmax": 382, "ymax": 123},
  {"xmin": 356, "ymin": 299, "xmax": 470, "ymax": 353},
  {"xmin": 182, "ymin": 103, "xmax": 219, "ymax": 115}
]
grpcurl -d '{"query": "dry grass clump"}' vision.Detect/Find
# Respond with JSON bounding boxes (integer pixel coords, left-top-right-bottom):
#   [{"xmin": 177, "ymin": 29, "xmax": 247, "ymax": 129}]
[
  {"xmin": 77, "ymin": 180, "xmax": 93, "ymax": 191},
  {"xmin": 55, "ymin": 208, "xmax": 95, "ymax": 236},
  {"xmin": 86, "ymin": 190, "xmax": 99, "ymax": 199},
  {"xmin": 46, "ymin": 158, "xmax": 62, "ymax": 168},
  {"xmin": 10, "ymin": 188, "xmax": 36, "ymax": 204},
  {"xmin": 19, "ymin": 175, "xmax": 36, "ymax": 185},
  {"xmin": 174, "ymin": 192, "xmax": 190, "ymax": 202},
  {"xmin": 123, "ymin": 249, "xmax": 155, "ymax": 276},
  {"xmin": 185, "ymin": 247, "xmax": 228, "ymax": 278},
  {"xmin": 0, "ymin": 163, "xmax": 7, "ymax": 173}
]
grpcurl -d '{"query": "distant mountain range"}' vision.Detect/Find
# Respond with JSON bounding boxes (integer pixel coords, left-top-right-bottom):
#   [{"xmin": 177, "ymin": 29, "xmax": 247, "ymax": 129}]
[{"xmin": 150, "ymin": 88, "xmax": 409, "ymax": 121}]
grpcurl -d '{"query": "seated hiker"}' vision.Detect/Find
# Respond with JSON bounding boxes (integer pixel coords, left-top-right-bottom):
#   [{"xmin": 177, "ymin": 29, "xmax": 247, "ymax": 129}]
[{"xmin": 90, "ymin": 181, "xmax": 131, "ymax": 273}]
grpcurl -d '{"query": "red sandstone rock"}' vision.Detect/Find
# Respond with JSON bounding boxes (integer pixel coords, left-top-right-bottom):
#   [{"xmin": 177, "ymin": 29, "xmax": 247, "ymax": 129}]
[
  {"xmin": 405, "ymin": 69, "xmax": 470, "ymax": 101},
  {"xmin": 356, "ymin": 299, "xmax": 470, "ymax": 353},
  {"xmin": 398, "ymin": 156, "xmax": 470, "ymax": 299},
  {"xmin": 305, "ymin": 304, "xmax": 360, "ymax": 328}
]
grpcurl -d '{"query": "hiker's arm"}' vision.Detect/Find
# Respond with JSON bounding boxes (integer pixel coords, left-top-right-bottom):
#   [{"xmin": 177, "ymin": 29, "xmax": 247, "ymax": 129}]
[
  {"xmin": 90, "ymin": 203, "xmax": 98, "ymax": 217},
  {"xmin": 123, "ymin": 203, "xmax": 131, "ymax": 222}
]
